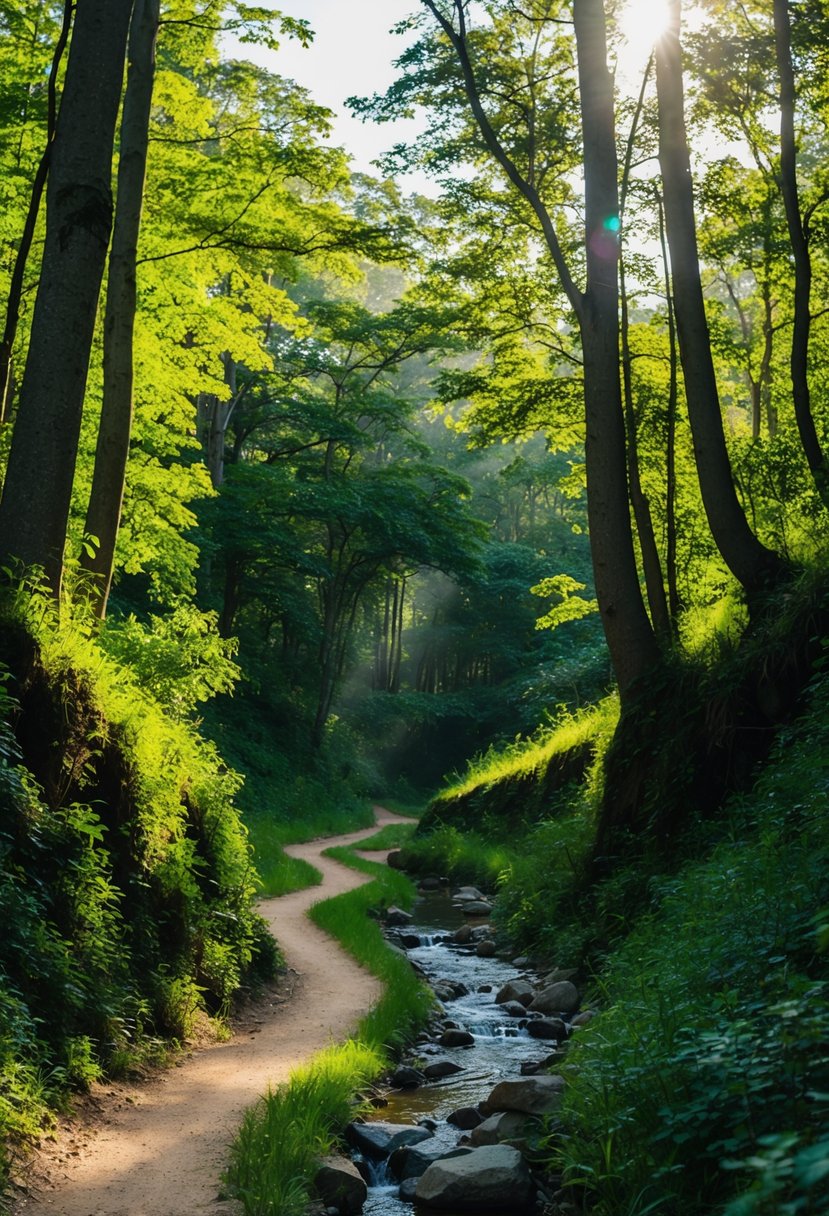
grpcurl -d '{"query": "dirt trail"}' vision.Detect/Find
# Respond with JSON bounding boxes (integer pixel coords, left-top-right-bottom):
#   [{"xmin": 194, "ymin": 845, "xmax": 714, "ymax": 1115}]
[{"xmin": 13, "ymin": 807, "xmax": 409, "ymax": 1216}]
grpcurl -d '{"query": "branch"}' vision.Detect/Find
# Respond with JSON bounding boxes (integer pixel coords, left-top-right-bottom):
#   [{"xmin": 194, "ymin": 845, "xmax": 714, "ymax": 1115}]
[{"xmin": 420, "ymin": 0, "xmax": 583, "ymax": 317}]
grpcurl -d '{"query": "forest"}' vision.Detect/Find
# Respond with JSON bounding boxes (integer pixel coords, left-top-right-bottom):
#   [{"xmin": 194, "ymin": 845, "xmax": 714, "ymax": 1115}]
[{"xmin": 0, "ymin": 0, "xmax": 827, "ymax": 1214}]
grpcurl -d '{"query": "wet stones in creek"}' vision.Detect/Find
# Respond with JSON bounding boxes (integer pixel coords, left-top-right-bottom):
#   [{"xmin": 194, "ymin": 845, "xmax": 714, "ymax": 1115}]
[
  {"xmin": 422, "ymin": 1059, "xmax": 465, "ymax": 1079},
  {"xmin": 313, "ymin": 1156, "xmax": 367, "ymax": 1216},
  {"xmin": 469, "ymin": 1110, "xmax": 535, "ymax": 1148},
  {"xmin": 345, "ymin": 1121, "xmax": 433, "ymax": 1158},
  {"xmin": 388, "ymin": 1065, "xmax": 426, "ymax": 1089},
  {"xmin": 528, "ymin": 980, "xmax": 580, "ymax": 1015},
  {"xmin": 480, "ymin": 1074, "xmax": 566, "ymax": 1116},
  {"xmin": 446, "ymin": 1105, "xmax": 484, "ymax": 1130},
  {"xmin": 495, "ymin": 980, "xmax": 534, "ymax": 1007},
  {"xmin": 415, "ymin": 1144, "xmax": 535, "ymax": 1212},
  {"xmin": 527, "ymin": 1016, "xmax": 568, "ymax": 1041},
  {"xmin": 389, "ymin": 1142, "xmax": 474, "ymax": 1182},
  {"xmin": 438, "ymin": 1028, "xmax": 475, "ymax": 1048}
]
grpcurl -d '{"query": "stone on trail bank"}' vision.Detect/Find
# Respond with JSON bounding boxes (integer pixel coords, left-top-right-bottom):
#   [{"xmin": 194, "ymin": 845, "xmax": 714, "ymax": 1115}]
[
  {"xmin": 385, "ymin": 906, "xmax": 412, "ymax": 927},
  {"xmin": 423, "ymin": 1059, "xmax": 465, "ymax": 1079},
  {"xmin": 571, "ymin": 1009, "xmax": 595, "ymax": 1028},
  {"xmin": 313, "ymin": 1156, "xmax": 367, "ymax": 1215},
  {"xmin": 481, "ymin": 1074, "xmax": 565, "ymax": 1116},
  {"xmin": 495, "ymin": 980, "xmax": 535, "ymax": 1007},
  {"xmin": 527, "ymin": 1016, "xmax": 568, "ymax": 1041},
  {"xmin": 439, "ymin": 1028, "xmax": 475, "ymax": 1048},
  {"xmin": 346, "ymin": 1121, "xmax": 432, "ymax": 1158},
  {"xmin": 528, "ymin": 980, "xmax": 580, "ymax": 1015},
  {"xmin": 415, "ymin": 1144, "xmax": 535, "ymax": 1211}
]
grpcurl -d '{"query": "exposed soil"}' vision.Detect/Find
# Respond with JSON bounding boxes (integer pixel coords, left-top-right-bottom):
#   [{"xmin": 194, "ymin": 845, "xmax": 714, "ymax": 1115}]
[{"xmin": 10, "ymin": 807, "xmax": 409, "ymax": 1216}]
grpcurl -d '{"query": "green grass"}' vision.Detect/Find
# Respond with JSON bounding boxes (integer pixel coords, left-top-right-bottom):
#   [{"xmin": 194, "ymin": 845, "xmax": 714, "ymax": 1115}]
[
  {"xmin": 225, "ymin": 845, "xmax": 433, "ymax": 1215},
  {"xmin": 349, "ymin": 820, "xmax": 418, "ymax": 851},
  {"xmin": 227, "ymin": 1040, "xmax": 384, "ymax": 1216},
  {"xmin": 399, "ymin": 824, "xmax": 518, "ymax": 888},
  {"xmin": 435, "ymin": 697, "xmax": 617, "ymax": 803},
  {"xmin": 245, "ymin": 815, "xmax": 322, "ymax": 896}
]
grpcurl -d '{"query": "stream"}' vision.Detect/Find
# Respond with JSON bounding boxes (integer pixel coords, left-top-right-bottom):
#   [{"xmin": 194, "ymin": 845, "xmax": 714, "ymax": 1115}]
[{"xmin": 360, "ymin": 889, "xmax": 550, "ymax": 1215}]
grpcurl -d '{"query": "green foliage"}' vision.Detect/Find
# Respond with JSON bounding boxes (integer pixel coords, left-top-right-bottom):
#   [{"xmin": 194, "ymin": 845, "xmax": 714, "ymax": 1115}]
[
  {"xmin": 417, "ymin": 697, "xmax": 617, "ymax": 835},
  {"xmin": 350, "ymin": 821, "xmax": 417, "ymax": 851},
  {"xmin": 0, "ymin": 585, "xmax": 275, "ymax": 1188},
  {"xmin": 531, "ymin": 574, "xmax": 598, "ymax": 632},
  {"xmin": 228, "ymin": 1041, "xmax": 383, "ymax": 1216},
  {"xmin": 100, "ymin": 605, "xmax": 240, "ymax": 721},
  {"xmin": 550, "ymin": 666, "xmax": 829, "ymax": 1216}
]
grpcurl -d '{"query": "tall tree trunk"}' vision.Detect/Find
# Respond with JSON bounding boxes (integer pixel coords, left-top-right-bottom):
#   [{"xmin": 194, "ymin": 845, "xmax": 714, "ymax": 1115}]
[
  {"xmin": 0, "ymin": 0, "xmax": 74, "ymax": 425},
  {"xmin": 390, "ymin": 576, "xmax": 405, "ymax": 692},
  {"xmin": 656, "ymin": 187, "xmax": 681, "ymax": 622},
  {"xmin": 574, "ymin": 0, "xmax": 661, "ymax": 697},
  {"xmin": 772, "ymin": 0, "xmax": 828, "ymax": 501},
  {"xmin": 620, "ymin": 253, "xmax": 672, "ymax": 640},
  {"xmin": 80, "ymin": 0, "xmax": 160, "ymax": 618},
  {"xmin": 0, "ymin": 0, "xmax": 133, "ymax": 594},
  {"xmin": 655, "ymin": 0, "xmax": 781, "ymax": 593},
  {"xmin": 618, "ymin": 52, "xmax": 671, "ymax": 639},
  {"xmin": 421, "ymin": 0, "xmax": 659, "ymax": 704}
]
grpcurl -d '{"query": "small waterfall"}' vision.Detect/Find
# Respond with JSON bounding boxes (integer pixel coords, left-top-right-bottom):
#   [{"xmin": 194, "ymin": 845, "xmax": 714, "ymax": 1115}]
[
  {"xmin": 467, "ymin": 1022, "xmax": 528, "ymax": 1038},
  {"xmin": 417, "ymin": 933, "xmax": 442, "ymax": 947},
  {"xmin": 361, "ymin": 1155, "xmax": 394, "ymax": 1187}
]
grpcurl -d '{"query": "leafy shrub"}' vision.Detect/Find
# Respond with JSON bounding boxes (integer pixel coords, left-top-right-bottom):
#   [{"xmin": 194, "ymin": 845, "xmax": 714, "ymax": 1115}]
[{"xmin": 0, "ymin": 583, "xmax": 277, "ymax": 1192}]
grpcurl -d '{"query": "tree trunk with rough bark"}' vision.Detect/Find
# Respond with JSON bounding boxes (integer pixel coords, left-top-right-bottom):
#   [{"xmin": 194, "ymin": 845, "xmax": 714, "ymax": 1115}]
[
  {"xmin": 0, "ymin": 0, "xmax": 74, "ymax": 425},
  {"xmin": 773, "ymin": 0, "xmax": 828, "ymax": 502},
  {"xmin": 420, "ymin": 0, "xmax": 659, "ymax": 706},
  {"xmin": 574, "ymin": 0, "xmax": 662, "ymax": 695},
  {"xmin": 0, "ymin": 0, "xmax": 133, "ymax": 593},
  {"xmin": 655, "ymin": 0, "xmax": 782, "ymax": 593},
  {"xmin": 80, "ymin": 0, "xmax": 160, "ymax": 618}
]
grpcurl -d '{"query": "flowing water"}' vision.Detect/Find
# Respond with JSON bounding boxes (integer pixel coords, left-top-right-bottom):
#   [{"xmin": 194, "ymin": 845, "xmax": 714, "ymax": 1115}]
[{"xmin": 360, "ymin": 890, "xmax": 551, "ymax": 1215}]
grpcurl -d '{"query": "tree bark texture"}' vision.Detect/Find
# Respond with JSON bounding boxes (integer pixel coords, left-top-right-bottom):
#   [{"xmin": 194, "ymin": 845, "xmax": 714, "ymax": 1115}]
[
  {"xmin": 0, "ymin": 0, "xmax": 74, "ymax": 425},
  {"xmin": 573, "ymin": 0, "xmax": 661, "ymax": 697},
  {"xmin": 0, "ymin": 0, "xmax": 134, "ymax": 593},
  {"xmin": 81, "ymin": 0, "xmax": 160, "ymax": 618},
  {"xmin": 655, "ymin": 0, "xmax": 781, "ymax": 592},
  {"xmin": 773, "ymin": 0, "xmax": 828, "ymax": 499}
]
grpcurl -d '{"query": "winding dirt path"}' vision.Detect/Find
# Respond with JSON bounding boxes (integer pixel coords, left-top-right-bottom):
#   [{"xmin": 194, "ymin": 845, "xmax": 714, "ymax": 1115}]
[{"xmin": 13, "ymin": 807, "xmax": 409, "ymax": 1216}]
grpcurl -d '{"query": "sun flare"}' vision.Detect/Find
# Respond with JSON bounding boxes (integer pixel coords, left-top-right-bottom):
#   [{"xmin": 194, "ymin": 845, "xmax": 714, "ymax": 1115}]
[{"xmin": 618, "ymin": 0, "xmax": 672, "ymax": 66}]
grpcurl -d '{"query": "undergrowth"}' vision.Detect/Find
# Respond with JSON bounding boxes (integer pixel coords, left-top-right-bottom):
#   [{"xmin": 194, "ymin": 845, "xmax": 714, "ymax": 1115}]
[
  {"xmin": 225, "ymin": 847, "xmax": 433, "ymax": 1216},
  {"xmin": 553, "ymin": 664, "xmax": 829, "ymax": 1216},
  {"xmin": 0, "ymin": 583, "xmax": 276, "ymax": 1195}
]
